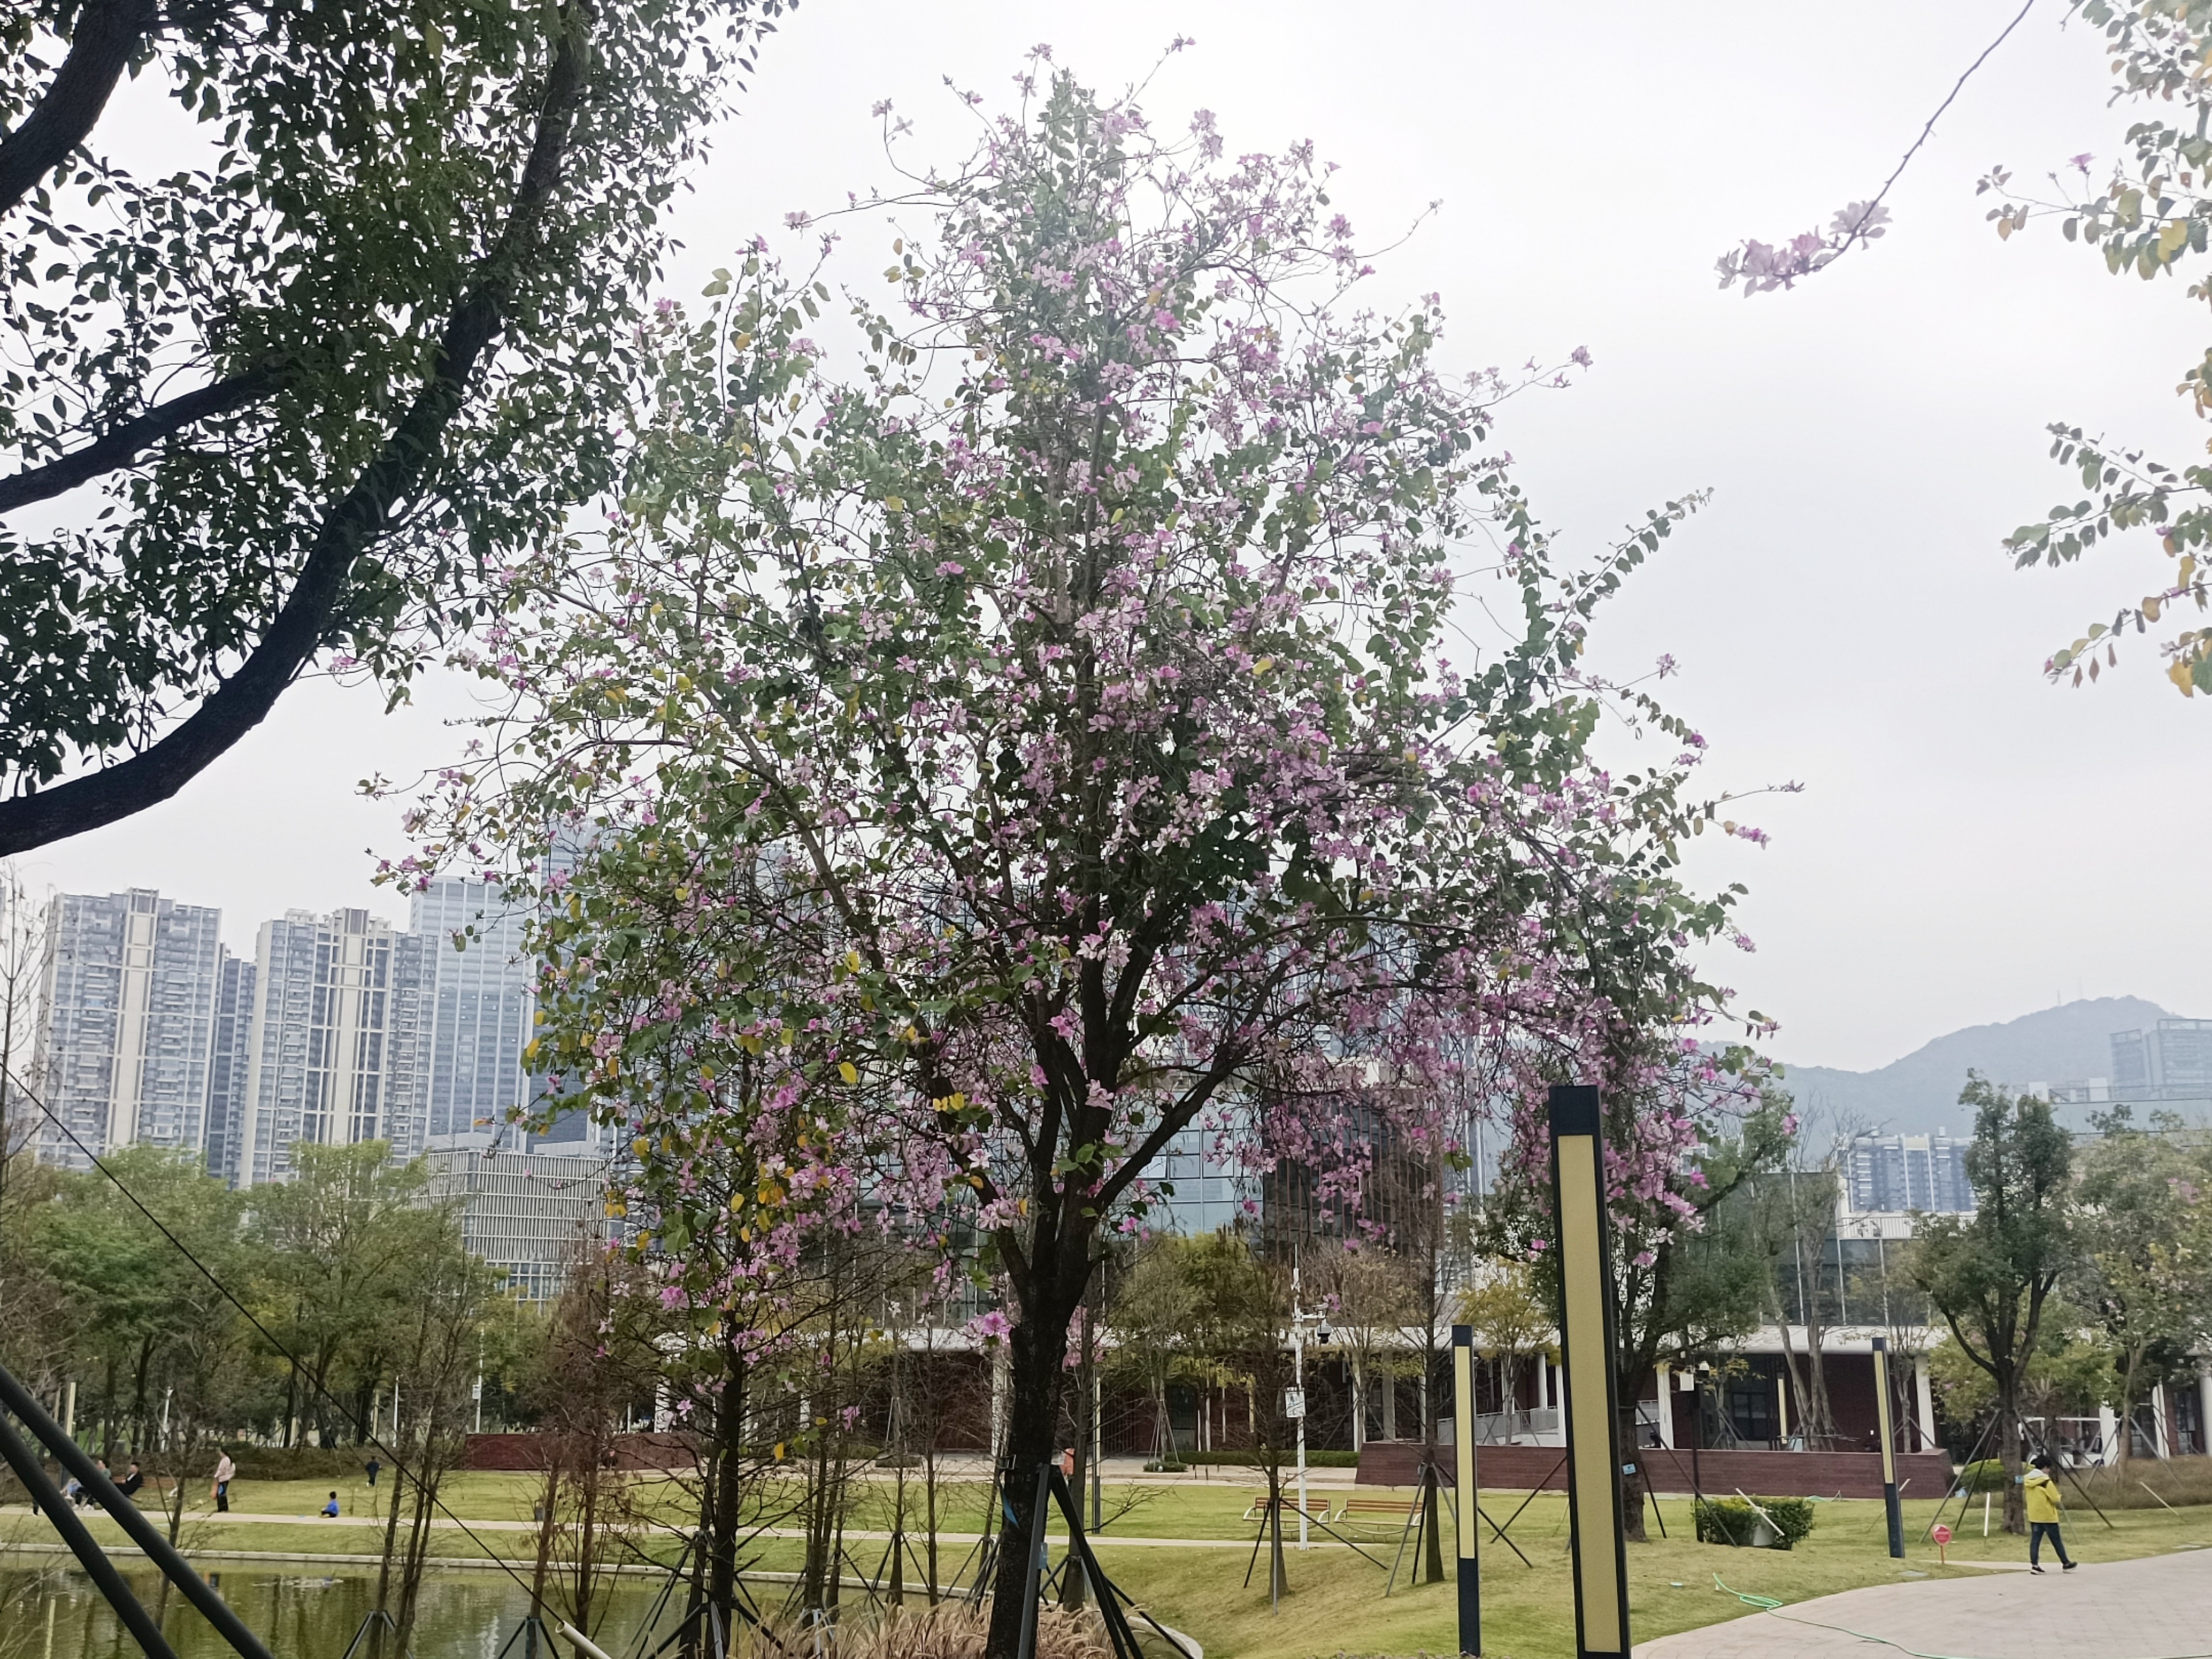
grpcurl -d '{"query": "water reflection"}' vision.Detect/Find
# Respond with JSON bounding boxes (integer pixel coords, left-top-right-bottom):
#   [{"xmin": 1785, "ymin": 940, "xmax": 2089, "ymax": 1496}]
[{"xmin": 0, "ymin": 1562, "xmax": 668, "ymax": 1659}]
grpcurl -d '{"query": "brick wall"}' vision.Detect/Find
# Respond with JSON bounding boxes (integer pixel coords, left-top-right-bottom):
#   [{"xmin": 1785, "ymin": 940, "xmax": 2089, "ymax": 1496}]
[
  {"xmin": 1355, "ymin": 1438, "xmax": 1952, "ymax": 1498},
  {"xmin": 462, "ymin": 1431, "xmax": 697, "ymax": 1472}
]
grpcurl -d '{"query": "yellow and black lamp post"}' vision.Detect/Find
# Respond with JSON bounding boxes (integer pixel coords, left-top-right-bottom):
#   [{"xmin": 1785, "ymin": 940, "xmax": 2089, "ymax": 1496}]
[
  {"xmin": 1549, "ymin": 1083, "xmax": 1631, "ymax": 1659},
  {"xmin": 1452, "ymin": 1322, "xmax": 1480, "ymax": 1656},
  {"xmin": 1872, "ymin": 1335, "xmax": 1904, "ymax": 1558}
]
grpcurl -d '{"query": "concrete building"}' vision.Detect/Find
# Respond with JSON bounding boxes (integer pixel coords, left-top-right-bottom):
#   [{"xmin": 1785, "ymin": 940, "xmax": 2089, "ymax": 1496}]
[
  {"xmin": 1843, "ymin": 1131, "xmax": 1973, "ymax": 1214},
  {"xmin": 236, "ymin": 908, "xmax": 430, "ymax": 1186},
  {"xmin": 423, "ymin": 1143, "xmax": 612, "ymax": 1302},
  {"xmin": 2109, "ymin": 1018, "xmax": 2212, "ymax": 1101},
  {"xmin": 34, "ymin": 889, "xmax": 224, "ymax": 1168}
]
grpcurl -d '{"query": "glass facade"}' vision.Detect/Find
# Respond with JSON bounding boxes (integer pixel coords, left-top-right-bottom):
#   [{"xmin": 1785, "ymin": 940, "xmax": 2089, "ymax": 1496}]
[{"xmin": 409, "ymin": 879, "xmax": 536, "ymax": 1141}]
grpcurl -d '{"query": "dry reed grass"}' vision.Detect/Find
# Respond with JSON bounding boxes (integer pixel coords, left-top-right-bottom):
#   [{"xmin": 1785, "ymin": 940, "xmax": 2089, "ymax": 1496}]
[{"xmin": 2061, "ymin": 1455, "xmax": 2212, "ymax": 1509}]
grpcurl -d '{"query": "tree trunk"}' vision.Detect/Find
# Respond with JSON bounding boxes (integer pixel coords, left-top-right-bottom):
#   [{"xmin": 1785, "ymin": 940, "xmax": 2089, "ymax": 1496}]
[
  {"xmin": 1618, "ymin": 1399, "xmax": 1648, "ymax": 1543},
  {"xmin": 984, "ymin": 1303, "xmax": 1077, "ymax": 1659},
  {"xmin": 707, "ymin": 1355, "xmax": 745, "ymax": 1631},
  {"xmin": 1996, "ymin": 1383, "xmax": 2025, "ymax": 1535}
]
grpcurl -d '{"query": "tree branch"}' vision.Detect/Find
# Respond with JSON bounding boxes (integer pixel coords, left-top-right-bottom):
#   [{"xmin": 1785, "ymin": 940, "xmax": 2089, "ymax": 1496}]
[
  {"xmin": 0, "ymin": 370, "xmax": 275, "ymax": 515},
  {"xmin": 0, "ymin": 0, "xmax": 158, "ymax": 219},
  {"xmin": 0, "ymin": 9, "xmax": 590, "ymax": 856}
]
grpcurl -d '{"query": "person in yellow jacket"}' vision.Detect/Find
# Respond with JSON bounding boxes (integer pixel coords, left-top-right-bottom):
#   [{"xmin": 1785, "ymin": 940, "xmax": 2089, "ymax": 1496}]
[{"xmin": 2023, "ymin": 1454, "xmax": 2076, "ymax": 1573}]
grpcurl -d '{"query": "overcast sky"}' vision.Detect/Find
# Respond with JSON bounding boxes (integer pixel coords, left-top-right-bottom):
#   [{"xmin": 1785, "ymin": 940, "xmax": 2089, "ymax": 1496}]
[{"xmin": 18, "ymin": 0, "xmax": 2209, "ymax": 1073}]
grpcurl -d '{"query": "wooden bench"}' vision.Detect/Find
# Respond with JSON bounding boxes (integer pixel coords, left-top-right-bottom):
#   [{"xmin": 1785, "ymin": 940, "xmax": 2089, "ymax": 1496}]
[
  {"xmin": 1240, "ymin": 1492, "xmax": 1334, "ymax": 1523},
  {"xmin": 1334, "ymin": 1496, "xmax": 1421, "ymax": 1528}
]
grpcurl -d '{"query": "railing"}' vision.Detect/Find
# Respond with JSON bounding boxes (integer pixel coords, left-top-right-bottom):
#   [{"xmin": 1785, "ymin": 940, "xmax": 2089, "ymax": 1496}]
[{"xmin": 1467, "ymin": 1407, "xmax": 1559, "ymax": 1442}]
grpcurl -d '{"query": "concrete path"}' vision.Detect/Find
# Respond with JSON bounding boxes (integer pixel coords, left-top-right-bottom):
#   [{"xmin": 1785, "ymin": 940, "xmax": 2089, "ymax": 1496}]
[{"xmin": 1635, "ymin": 1548, "xmax": 2212, "ymax": 1659}]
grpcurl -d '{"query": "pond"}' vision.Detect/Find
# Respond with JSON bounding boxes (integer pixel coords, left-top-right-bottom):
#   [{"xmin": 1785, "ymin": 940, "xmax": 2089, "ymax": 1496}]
[{"xmin": 0, "ymin": 1560, "xmax": 719, "ymax": 1659}]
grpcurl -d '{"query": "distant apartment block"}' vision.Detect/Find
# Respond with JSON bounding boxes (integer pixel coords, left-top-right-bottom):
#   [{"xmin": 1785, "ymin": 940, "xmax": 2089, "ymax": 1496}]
[
  {"xmin": 237, "ymin": 907, "xmax": 431, "ymax": 1186},
  {"xmin": 410, "ymin": 879, "xmax": 536, "ymax": 1141},
  {"xmin": 34, "ymin": 889, "xmax": 224, "ymax": 1169},
  {"xmin": 1843, "ymin": 1132, "xmax": 1973, "ymax": 1214},
  {"xmin": 2109, "ymin": 1019, "xmax": 2212, "ymax": 1101},
  {"xmin": 202, "ymin": 953, "xmax": 257, "ymax": 1184}
]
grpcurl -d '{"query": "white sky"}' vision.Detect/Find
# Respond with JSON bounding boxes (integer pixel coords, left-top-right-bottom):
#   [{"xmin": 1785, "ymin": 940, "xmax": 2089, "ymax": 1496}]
[{"xmin": 17, "ymin": 0, "xmax": 2209, "ymax": 1071}]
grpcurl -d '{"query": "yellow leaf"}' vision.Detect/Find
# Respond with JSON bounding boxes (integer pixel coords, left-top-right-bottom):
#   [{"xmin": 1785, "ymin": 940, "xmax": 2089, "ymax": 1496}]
[
  {"xmin": 2144, "ymin": 596, "xmax": 2163, "ymax": 622},
  {"xmin": 1252, "ymin": 657, "xmax": 1274, "ymax": 674},
  {"xmin": 885, "ymin": 495, "xmax": 905, "ymax": 512},
  {"xmin": 839, "ymin": 1061, "xmax": 859, "ymax": 1084},
  {"xmin": 846, "ymin": 949, "xmax": 863, "ymax": 972}
]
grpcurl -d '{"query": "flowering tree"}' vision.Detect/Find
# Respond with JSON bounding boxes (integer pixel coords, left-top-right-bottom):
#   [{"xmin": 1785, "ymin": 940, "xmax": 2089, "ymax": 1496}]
[
  {"xmin": 1484, "ymin": 1038, "xmax": 1793, "ymax": 1539},
  {"xmin": 399, "ymin": 61, "xmax": 1768, "ymax": 1651}
]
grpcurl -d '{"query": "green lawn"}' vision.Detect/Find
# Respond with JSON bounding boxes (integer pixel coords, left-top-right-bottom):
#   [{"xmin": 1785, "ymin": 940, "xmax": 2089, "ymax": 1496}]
[
  {"xmin": 12, "ymin": 1477, "xmax": 2210, "ymax": 1659},
  {"xmin": 1112, "ymin": 1489, "xmax": 2212, "ymax": 1659}
]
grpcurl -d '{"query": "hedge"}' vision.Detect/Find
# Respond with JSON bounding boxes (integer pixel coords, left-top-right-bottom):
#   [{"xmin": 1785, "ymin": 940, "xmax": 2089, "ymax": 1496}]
[
  {"xmin": 1154, "ymin": 1450, "xmax": 1361, "ymax": 1469},
  {"xmin": 1694, "ymin": 1495, "xmax": 1817, "ymax": 1550}
]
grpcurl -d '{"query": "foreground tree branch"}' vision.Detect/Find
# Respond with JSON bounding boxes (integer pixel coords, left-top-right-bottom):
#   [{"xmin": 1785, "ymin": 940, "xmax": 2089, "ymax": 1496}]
[
  {"xmin": 0, "ymin": 12, "xmax": 588, "ymax": 856},
  {"xmin": 0, "ymin": 370, "xmax": 274, "ymax": 515},
  {"xmin": 0, "ymin": 0, "xmax": 157, "ymax": 219}
]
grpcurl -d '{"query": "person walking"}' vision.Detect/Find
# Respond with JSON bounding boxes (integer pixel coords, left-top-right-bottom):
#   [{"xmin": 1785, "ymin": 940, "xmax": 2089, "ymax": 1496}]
[
  {"xmin": 362, "ymin": 1455, "xmax": 380, "ymax": 1489},
  {"xmin": 212, "ymin": 1450, "xmax": 234, "ymax": 1514},
  {"xmin": 2024, "ymin": 1454, "xmax": 2076, "ymax": 1574}
]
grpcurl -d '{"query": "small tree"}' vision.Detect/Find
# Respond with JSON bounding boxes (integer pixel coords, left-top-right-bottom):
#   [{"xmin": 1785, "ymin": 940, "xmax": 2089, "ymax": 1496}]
[
  {"xmin": 1455, "ymin": 1257, "xmax": 1549, "ymax": 1444},
  {"xmin": 1108, "ymin": 1238, "xmax": 1203, "ymax": 1465},
  {"xmin": 1490, "ymin": 1049, "xmax": 1793, "ymax": 1542},
  {"xmin": 1911, "ymin": 1077, "xmax": 2073, "ymax": 1533},
  {"xmin": 1184, "ymin": 1230, "xmax": 1301, "ymax": 1607},
  {"xmin": 1312, "ymin": 1239, "xmax": 1417, "ymax": 1452}
]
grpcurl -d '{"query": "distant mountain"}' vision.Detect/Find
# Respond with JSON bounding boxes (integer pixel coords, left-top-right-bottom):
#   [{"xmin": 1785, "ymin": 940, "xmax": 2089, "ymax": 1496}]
[{"xmin": 1776, "ymin": 996, "xmax": 2178, "ymax": 1138}]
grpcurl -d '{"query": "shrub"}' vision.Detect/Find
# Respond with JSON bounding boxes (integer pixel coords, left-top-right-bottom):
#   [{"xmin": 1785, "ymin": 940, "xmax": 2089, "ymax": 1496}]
[
  {"xmin": 213, "ymin": 1442, "xmax": 379, "ymax": 1481},
  {"xmin": 1695, "ymin": 1495, "xmax": 1815, "ymax": 1549},
  {"xmin": 1959, "ymin": 1458, "xmax": 2008, "ymax": 1494}
]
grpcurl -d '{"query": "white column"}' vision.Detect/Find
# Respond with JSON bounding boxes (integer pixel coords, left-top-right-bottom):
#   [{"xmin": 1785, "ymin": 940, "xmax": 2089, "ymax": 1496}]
[
  {"xmin": 2098, "ymin": 1402, "xmax": 2120, "ymax": 1465},
  {"xmin": 2151, "ymin": 1384, "xmax": 2172, "ymax": 1460},
  {"xmin": 2198, "ymin": 1363, "xmax": 2212, "ymax": 1458},
  {"xmin": 1655, "ymin": 1364, "xmax": 1675, "ymax": 1448},
  {"xmin": 1914, "ymin": 1354, "xmax": 1936, "ymax": 1453}
]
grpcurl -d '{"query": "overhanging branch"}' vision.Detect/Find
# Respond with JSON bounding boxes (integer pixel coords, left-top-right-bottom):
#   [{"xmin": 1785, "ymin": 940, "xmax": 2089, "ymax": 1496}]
[
  {"xmin": 0, "ymin": 370, "xmax": 275, "ymax": 515},
  {"xmin": 0, "ymin": 0, "xmax": 158, "ymax": 218},
  {"xmin": 0, "ymin": 10, "xmax": 591, "ymax": 856}
]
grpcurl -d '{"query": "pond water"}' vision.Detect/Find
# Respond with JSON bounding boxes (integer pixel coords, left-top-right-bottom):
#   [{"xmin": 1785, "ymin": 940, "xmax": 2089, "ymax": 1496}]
[{"xmin": 0, "ymin": 1561, "xmax": 693, "ymax": 1659}]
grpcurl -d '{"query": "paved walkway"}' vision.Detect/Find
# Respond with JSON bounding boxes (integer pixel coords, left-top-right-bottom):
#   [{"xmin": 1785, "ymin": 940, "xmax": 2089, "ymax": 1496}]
[{"xmin": 1635, "ymin": 1548, "xmax": 2212, "ymax": 1659}]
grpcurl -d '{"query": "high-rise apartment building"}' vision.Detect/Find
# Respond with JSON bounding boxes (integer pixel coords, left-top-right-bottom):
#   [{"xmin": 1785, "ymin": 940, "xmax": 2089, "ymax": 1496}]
[
  {"xmin": 410, "ymin": 879, "xmax": 536, "ymax": 1142},
  {"xmin": 236, "ymin": 908, "xmax": 430, "ymax": 1186},
  {"xmin": 1844, "ymin": 1132, "xmax": 1973, "ymax": 1214},
  {"xmin": 34, "ymin": 889, "xmax": 223, "ymax": 1168},
  {"xmin": 202, "ymin": 953, "xmax": 258, "ymax": 1185}
]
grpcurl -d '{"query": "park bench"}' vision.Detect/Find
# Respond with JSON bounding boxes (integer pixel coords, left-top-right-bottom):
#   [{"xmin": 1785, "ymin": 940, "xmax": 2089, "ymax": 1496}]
[
  {"xmin": 1240, "ymin": 1492, "xmax": 1334, "ymax": 1523},
  {"xmin": 1333, "ymin": 1495, "xmax": 1421, "ymax": 1529}
]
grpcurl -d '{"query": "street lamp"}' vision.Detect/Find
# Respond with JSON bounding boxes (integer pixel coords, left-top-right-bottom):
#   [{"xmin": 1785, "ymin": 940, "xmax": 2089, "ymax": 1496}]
[{"xmin": 1287, "ymin": 1265, "xmax": 1319, "ymax": 1550}]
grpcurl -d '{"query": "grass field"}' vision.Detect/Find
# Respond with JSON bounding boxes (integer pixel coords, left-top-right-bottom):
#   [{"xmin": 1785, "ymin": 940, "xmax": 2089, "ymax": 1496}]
[{"xmin": 9, "ymin": 1475, "xmax": 2210, "ymax": 1659}]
